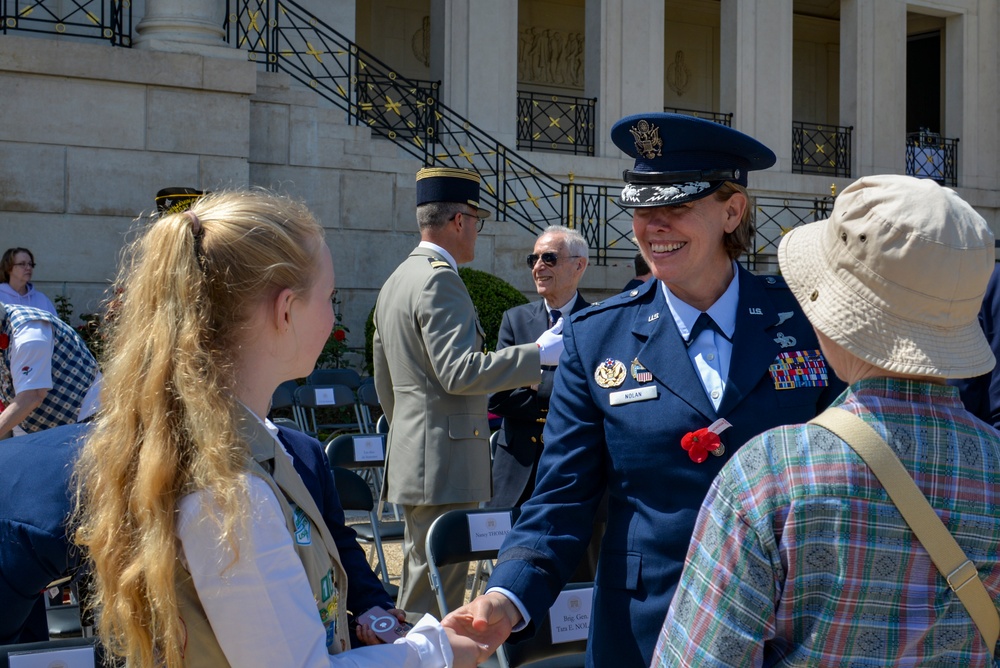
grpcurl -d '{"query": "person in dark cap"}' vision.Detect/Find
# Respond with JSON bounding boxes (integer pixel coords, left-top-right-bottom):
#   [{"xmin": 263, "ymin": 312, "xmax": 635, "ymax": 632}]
[
  {"xmin": 373, "ymin": 167, "xmax": 564, "ymax": 620},
  {"xmin": 442, "ymin": 114, "xmax": 842, "ymax": 666}
]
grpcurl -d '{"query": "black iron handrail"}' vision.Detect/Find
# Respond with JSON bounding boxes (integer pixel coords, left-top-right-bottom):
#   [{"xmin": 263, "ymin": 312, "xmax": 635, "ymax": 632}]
[
  {"xmin": 0, "ymin": 0, "xmax": 130, "ymax": 45},
  {"xmin": 792, "ymin": 121, "xmax": 852, "ymax": 178},
  {"xmin": 905, "ymin": 132, "xmax": 958, "ymax": 187},
  {"xmin": 226, "ymin": 1, "xmax": 831, "ymax": 266},
  {"xmin": 517, "ymin": 91, "xmax": 596, "ymax": 155},
  {"xmin": 746, "ymin": 194, "xmax": 834, "ymax": 272},
  {"xmin": 663, "ymin": 107, "xmax": 733, "ymax": 127}
]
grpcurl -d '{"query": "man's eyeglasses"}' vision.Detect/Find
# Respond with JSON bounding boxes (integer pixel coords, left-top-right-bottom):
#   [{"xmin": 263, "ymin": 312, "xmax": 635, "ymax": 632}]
[
  {"xmin": 526, "ymin": 252, "xmax": 581, "ymax": 268},
  {"xmin": 461, "ymin": 211, "xmax": 485, "ymax": 232},
  {"xmin": 12, "ymin": 262, "xmax": 35, "ymax": 269}
]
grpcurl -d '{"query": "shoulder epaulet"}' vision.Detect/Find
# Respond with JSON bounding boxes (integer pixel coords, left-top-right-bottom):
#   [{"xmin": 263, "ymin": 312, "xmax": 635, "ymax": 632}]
[
  {"xmin": 759, "ymin": 274, "xmax": 789, "ymax": 289},
  {"xmin": 428, "ymin": 259, "xmax": 452, "ymax": 269},
  {"xmin": 572, "ymin": 289, "xmax": 639, "ymax": 321}
]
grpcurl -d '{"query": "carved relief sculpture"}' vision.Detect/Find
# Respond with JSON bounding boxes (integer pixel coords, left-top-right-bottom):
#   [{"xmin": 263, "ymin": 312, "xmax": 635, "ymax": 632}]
[
  {"xmin": 518, "ymin": 26, "xmax": 584, "ymax": 88},
  {"xmin": 666, "ymin": 49, "xmax": 691, "ymax": 96},
  {"xmin": 411, "ymin": 16, "xmax": 430, "ymax": 68}
]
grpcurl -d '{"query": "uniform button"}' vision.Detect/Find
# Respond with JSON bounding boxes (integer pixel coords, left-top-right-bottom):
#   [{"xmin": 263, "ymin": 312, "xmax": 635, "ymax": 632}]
[
  {"xmin": 474, "ymin": 429, "xmax": 479, "ymax": 436},
  {"xmin": 711, "ymin": 390, "xmax": 720, "ymax": 399},
  {"xmin": 530, "ymin": 436, "xmax": 537, "ymax": 443},
  {"xmin": 707, "ymin": 353, "xmax": 715, "ymax": 361}
]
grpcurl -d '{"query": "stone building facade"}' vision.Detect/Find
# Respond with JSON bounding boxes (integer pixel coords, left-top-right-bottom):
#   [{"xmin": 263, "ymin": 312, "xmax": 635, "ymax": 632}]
[{"xmin": 1, "ymin": 0, "xmax": 998, "ymax": 357}]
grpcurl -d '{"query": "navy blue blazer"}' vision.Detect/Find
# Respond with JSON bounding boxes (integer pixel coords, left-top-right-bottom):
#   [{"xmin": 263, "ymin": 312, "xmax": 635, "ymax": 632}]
[
  {"xmin": 0, "ymin": 422, "xmax": 87, "ymax": 644},
  {"xmin": 0, "ymin": 424, "xmax": 391, "ymax": 646},
  {"xmin": 487, "ymin": 294, "xmax": 589, "ymax": 509},
  {"xmin": 487, "ymin": 268, "xmax": 844, "ymax": 667},
  {"xmin": 952, "ymin": 264, "xmax": 1000, "ymax": 428}
]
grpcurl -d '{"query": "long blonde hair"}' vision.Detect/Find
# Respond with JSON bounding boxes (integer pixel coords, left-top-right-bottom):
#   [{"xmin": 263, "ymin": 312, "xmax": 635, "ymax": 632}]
[{"xmin": 73, "ymin": 189, "xmax": 324, "ymax": 667}]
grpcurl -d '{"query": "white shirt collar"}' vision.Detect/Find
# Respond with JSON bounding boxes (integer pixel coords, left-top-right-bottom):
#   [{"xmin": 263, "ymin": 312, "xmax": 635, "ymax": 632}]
[
  {"xmin": 546, "ymin": 292, "xmax": 578, "ymax": 317},
  {"xmin": 418, "ymin": 241, "xmax": 458, "ymax": 271},
  {"xmin": 662, "ymin": 262, "xmax": 740, "ymax": 342}
]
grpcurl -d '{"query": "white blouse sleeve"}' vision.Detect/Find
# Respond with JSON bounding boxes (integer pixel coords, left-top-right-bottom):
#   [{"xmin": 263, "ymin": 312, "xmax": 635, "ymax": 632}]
[{"xmin": 176, "ymin": 476, "xmax": 455, "ymax": 668}]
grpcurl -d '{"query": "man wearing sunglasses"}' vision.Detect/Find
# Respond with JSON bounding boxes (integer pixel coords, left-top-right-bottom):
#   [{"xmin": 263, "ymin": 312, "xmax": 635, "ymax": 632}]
[
  {"xmin": 487, "ymin": 226, "xmax": 589, "ymax": 511},
  {"xmin": 374, "ymin": 167, "xmax": 564, "ymax": 621}
]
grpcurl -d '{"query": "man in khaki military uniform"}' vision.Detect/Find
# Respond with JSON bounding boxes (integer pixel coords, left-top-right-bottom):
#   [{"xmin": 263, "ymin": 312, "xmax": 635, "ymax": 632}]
[{"xmin": 373, "ymin": 167, "xmax": 563, "ymax": 618}]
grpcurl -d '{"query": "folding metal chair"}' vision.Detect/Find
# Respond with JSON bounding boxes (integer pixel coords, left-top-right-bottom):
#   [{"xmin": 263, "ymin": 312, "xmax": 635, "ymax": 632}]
[
  {"xmin": 293, "ymin": 384, "xmax": 362, "ymax": 437},
  {"xmin": 307, "ymin": 368, "xmax": 362, "ymax": 390},
  {"xmin": 425, "ymin": 508, "xmax": 590, "ymax": 668},
  {"xmin": 330, "ymin": 466, "xmax": 402, "ymax": 599},
  {"xmin": 267, "ymin": 379, "xmax": 299, "ymax": 426},
  {"xmin": 356, "ymin": 382, "xmax": 382, "ymax": 433},
  {"xmin": 326, "ymin": 435, "xmax": 404, "ymax": 586}
]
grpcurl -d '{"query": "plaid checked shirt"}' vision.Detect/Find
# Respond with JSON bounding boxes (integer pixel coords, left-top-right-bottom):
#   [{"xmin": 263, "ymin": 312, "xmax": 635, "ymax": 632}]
[
  {"xmin": 0, "ymin": 305, "xmax": 98, "ymax": 433},
  {"xmin": 653, "ymin": 378, "xmax": 1000, "ymax": 667}
]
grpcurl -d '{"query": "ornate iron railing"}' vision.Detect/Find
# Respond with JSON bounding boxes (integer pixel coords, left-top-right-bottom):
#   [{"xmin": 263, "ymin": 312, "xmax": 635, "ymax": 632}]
[
  {"xmin": 663, "ymin": 107, "xmax": 733, "ymax": 127},
  {"xmin": 792, "ymin": 121, "xmax": 852, "ymax": 178},
  {"xmin": 745, "ymin": 194, "xmax": 834, "ymax": 272},
  {"xmin": 905, "ymin": 131, "xmax": 958, "ymax": 188},
  {"xmin": 516, "ymin": 91, "xmax": 596, "ymax": 155},
  {"xmin": 0, "ymin": 0, "xmax": 130, "ymax": 45},
  {"xmin": 564, "ymin": 180, "xmax": 636, "ymax": 263}
]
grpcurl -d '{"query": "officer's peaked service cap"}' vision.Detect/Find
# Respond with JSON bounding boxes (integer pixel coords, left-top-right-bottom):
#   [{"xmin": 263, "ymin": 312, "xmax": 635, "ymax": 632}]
[
  {"xmin": 416, "ymin": 167, "xmax": 491, "ymax": 219},
  {"xmin": 611, "ymin": 112, "xmax": 776, "ymax": 207}
]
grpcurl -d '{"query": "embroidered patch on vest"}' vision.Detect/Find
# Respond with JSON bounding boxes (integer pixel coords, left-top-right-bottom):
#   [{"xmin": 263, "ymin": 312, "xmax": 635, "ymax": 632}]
[{"xmin": 293, "ymin": 506, "xmax": 312, "ymax": 545}]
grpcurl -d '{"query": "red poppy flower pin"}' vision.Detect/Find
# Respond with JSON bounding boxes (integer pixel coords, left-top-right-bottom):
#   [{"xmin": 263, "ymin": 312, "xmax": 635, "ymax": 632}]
[{"xmin": 680, "ymin": 418, "xmax": 732, "ymax": 464}]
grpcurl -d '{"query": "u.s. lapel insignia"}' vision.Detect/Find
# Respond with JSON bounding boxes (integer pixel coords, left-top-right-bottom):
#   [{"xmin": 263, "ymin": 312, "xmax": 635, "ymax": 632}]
[
  {"xmin": 773, "ymin": 332, "xmax": 797, "ymax": 349},
  {"xmin": 630, "ymin": 358, "xmax": 653, "ymax": 383},
  {"xmin": 595, "ymin": 358, "xmax": 627, "ymax": 388},
  {"xmin": 647, "ymin": 312, "xmax": 659, "ymax": 322}
]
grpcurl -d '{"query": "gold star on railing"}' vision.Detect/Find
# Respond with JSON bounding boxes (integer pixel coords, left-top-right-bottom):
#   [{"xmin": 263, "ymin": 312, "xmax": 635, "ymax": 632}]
[
  {"xmin": 384, "ymin": 95, "xmax": 402, "ymax": 116},
  {"xmin": 815, "ymin": 144, "xmax": 826, "ymax": 154},
  {"xmin": 458, "ymin": 146, "xmax": 476, "ymax": 164},
  {"xmin": 547, "ymin": 116, "xmax": 561, "ymax": 128},
  {"xmin": 305, "ymin": 42, "xmax": 324, "ymax": 62},
  {"xmin": 248, "ymin": 10, "xmax": 262, "ymax": 32},
  {"xmin": 525, "ymin": 190, "xmax": 540, "ymax": 208}
]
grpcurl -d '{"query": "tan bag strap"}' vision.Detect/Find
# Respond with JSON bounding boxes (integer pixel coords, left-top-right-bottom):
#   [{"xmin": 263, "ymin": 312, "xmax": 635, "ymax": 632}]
[{"xmin": 810, "ymin": 407, "xmax": 999, "ymax": 652}]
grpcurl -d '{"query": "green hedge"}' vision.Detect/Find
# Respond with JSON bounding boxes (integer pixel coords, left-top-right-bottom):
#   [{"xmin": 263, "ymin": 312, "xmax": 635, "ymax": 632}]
[{"xmin": 364, "ymin": 267, "xmax": 528, "ymax": 374}]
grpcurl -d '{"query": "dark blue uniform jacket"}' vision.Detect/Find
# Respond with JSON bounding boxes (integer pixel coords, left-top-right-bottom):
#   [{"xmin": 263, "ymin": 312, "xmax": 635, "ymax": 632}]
[{"xmin": 488, "ymin": 268, "xmax": 844, "ymax": 667}]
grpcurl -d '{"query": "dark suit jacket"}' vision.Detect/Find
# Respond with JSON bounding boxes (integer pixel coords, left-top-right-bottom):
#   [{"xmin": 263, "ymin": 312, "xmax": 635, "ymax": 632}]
[
  {"xmin": 0, "ymin": 423, "xmax": 87, "ymax": 644},
  {"xmin": 278, "ymin": 427, "xmax": 394, "ymax": 620},
  {"xmin": 0, "ymin": 423, "xmax": 391, "ymax": 646},
  {"xmin": 487, "ymin": 269, "xmax": 844, "ymax": 667},
  {"xmin": 487, "ymin": 294, "xmax": 589, "ymax": 509},
  {"xmin": 952, "ymin": 264, "xmax": 1000, "ymax": 427}
]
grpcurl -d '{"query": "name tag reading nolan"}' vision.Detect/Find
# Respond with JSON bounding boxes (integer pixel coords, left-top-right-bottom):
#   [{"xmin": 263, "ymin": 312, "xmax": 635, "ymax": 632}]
[
  {"xmin": 609, "ymin": 385, "xmax": 658, "ymax": 406},
  {"xmin": 353, "ymin": 435, "xmax": 385, "ymax": 462}
]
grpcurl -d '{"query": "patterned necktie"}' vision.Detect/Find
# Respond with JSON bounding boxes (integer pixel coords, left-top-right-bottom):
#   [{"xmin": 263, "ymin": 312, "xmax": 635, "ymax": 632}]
[{"xmin": 549, "ymin": 309, "xmax": 562, "ymax": 328}]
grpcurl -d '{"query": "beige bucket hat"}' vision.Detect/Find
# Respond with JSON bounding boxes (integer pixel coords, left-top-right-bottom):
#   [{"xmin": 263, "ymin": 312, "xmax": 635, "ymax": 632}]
[{"xmin": 778, "ymin": 174, "xmax": 995, "ymax": 379}]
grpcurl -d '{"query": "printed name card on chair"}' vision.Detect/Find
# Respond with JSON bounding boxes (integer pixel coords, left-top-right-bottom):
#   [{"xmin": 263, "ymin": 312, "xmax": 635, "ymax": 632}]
[
  {"xmin": 314, "ymin": 387, "xmax": 336, "ymax": 405},
  {"xmin": 467, "ymin": 511, "xmax": 513, "ymax": 551},
  {"xmin": 9, "ymin": 645, "xmax": 96, "ymax": 668},
  {"xmin": 549, "ymin": 586, "xmax": 594, "ymax": 644},
  {"xmin": 352, "ymin": 434, "xmax": 386, "ymax": 462}
]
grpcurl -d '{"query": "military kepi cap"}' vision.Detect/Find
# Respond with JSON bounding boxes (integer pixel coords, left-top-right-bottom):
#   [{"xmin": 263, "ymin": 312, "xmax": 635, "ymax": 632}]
[
  {"xmin": 611, "ymin": 113, "xmax": 776, "ymax": 207},
  {"xmin": 416, "ymin": 167, "xmax": 491, "ymax": 219}
]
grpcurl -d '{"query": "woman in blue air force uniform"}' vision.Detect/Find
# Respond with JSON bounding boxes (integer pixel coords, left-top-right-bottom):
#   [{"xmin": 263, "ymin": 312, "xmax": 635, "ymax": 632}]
[{"xmin": 443, "ymin": 113, "xmax": 844, "ymax": 667}]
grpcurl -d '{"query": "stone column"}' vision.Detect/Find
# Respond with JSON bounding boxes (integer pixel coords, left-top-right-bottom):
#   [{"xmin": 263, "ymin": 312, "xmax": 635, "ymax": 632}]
[
  {"xmin": 947, "ymin": 3, "xmax": 999, "ymax": 191},
  {"xmin": 839, "ymin": 0, "xmax": 906, "ymax": 176},
  {"xmin": 135, "ymin": 0, "xmax": 240, "ymax": 59},
  {"xmin": 429, "ymin": 0, "xmax": 518, "ymax": 147},
  {"xmin": 585, "ymin": 0, "xmax": 665, "ymax": 158},
  {"xmin": 720, "ymin": 0, "xmax": 794, "ymax": 172}
]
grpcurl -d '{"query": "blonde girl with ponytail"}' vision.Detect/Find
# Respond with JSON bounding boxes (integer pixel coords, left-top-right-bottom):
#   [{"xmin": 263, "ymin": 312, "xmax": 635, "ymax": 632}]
[{"xmin": 74, "ymin": 190, "xmax": 487, "ymax": 668}]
